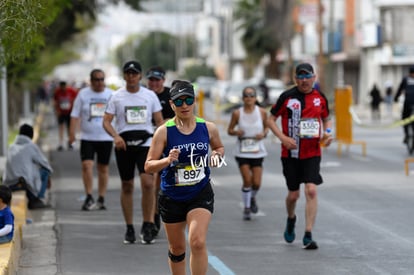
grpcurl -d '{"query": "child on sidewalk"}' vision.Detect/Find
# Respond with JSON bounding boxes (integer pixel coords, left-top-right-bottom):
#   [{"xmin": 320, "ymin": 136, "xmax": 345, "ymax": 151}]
[{"xmin": 0, "ymin": 185, "xmax": 14, "ymax": 244}]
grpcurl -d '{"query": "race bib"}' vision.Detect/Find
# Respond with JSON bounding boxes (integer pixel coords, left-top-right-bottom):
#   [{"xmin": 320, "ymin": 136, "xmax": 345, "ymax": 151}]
[
  {"xmin": 59, "ymin": 100, "xmax": 71, "ymax": 110},
  {"xmin": 90, "ymin": 102, "xmax": 106, "ymax": 117},
  {"xmin": 125, "ymin": 106, "xmax": 147, "ymax": 124},
  {"xmin": 299, "ymin": 118, "xmax": 320, "ymax": 138},
  {"xmin": 175, "ymin": 165, "xmax": 205, "ymax": 186},
  {"xmin": 240, "ymin": 138, "xmax": 260, "ymax": 153}
]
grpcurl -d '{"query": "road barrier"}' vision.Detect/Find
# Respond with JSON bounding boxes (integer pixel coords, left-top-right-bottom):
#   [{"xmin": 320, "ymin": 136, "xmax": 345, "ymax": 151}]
[{"xmin": 335, "ymin": 86, "xmax": 366, "ymax": 156}]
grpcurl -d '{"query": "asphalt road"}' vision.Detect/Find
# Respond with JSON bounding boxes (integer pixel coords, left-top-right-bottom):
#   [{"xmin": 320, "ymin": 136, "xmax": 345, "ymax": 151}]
[{"xmin": 18, "ymin": 103, "xmax": 414, "ymax": 275}]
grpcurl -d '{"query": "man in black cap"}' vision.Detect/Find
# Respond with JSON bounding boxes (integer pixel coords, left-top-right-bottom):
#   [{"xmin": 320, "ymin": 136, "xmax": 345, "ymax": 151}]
[
  {"xmin": 395, "ymin": 65, "xmax": 414, "ymax": 144},
  {"xmin": 3, "ymin": 124, "xmax": 53, "ymax": 209},
  {"xmin": 103, "ymin": 60, "xmax": 164, "ymax": 244},
  {"xmin": 268, "ymin": 62, "xmax": 333, "ymax": 250},
  {"xmin": 145, "ymin": 66, "xmax": 175, "ymax": 236}
]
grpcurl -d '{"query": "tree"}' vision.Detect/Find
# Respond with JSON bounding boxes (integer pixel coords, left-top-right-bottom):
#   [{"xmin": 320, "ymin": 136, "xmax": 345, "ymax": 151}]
[
  {"xmin": 182, "ymin": 64, "xmax": 216, "ymax": 82},
  {"xmin": 115, "ymin": 31, "xmax": 196, "ymax": 72},
  {"xmin": 0, "ymin": 0, "xmax": 65, "ymax": 68},
  {"xmin": 234, "ymin": 0, "xmax": 295, "ymax": 79},
  {"xmin": 2, "ymin": 0, "xmax": 143, "ymax": 125}
]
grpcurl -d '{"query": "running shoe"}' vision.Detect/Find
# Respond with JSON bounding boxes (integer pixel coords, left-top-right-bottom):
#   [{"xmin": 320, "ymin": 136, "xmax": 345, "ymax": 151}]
[
  {"xmin": 89, "ymin": 201, "xmax": 107, "ymax": 210},
  {"xmin": 81, "ymin": 196, "xmax": 94, "ymax": 211},
  {"xmin": 152, "ymin": 214, "xmax": 161, "ymax": 237},
  {"xmin": 124, "ymin": 227, "xmax": 136, "ymax": 244},
  {"xmin": 250, "ymin": 197, "xmax": 258, "ymax": 214},
  {"xmin": 243, "ymin": 208, "xmax": 251, "ymax": 221},
  {"xmin": 140, "ymin": 222, "xmax": 155, "ymax": 244},
  {"xmin": 283, "ymin": 216, "xmax": 296, "ymax": 243},
  {"xmin": 302, "ymin": 232, "xmax": 318, "ymax": 250}
]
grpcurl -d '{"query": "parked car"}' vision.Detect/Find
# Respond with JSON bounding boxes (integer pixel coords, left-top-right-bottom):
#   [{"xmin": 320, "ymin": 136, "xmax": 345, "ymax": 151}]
[
  {"xmin": 195, "ymin": 76, "xmax": 216, "ymax": 98},
  {"xmin": 223, "ymin": 82, "xmax": 264, "ymax": 105},
  {"xmin": 266, "ymin": 79, "xmax": 286, "ymax": 105}
]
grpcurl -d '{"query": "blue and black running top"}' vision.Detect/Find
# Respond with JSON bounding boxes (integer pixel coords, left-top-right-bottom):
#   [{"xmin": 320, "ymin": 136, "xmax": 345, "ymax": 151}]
[{"xmin": 161, "ymin": 117, "xmax": 211, "ymax": 201}]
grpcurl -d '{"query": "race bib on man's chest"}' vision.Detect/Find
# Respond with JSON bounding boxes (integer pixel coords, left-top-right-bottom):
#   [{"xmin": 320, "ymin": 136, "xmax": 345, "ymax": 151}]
[
  {"xmin": 125, "ymin": 106, "xmax": 147, "ymax": 124},
  {"xmin": 90, "ymin": 102, "xmax": 106, "ymax": 117},
  {"xmin": 240, "ymin": 138, "xmax": 259, "ymax": 153},
  {"xmin": 299, "ymin": 118, "xmax": 320, "ymax": 138},
  {"xmin": 59, "ymin": 99, "xmax": 71, "ymax": 110}
]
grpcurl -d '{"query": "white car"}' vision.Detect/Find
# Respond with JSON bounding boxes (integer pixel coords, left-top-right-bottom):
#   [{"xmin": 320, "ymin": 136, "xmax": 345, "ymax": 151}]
[{"xmin": 266, "ymin": 79, "xmax": 286, "ymax": 105}]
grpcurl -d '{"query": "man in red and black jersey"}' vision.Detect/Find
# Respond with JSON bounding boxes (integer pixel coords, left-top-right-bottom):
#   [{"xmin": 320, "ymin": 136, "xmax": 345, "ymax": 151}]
[{"xmin": 268, "ymin": 63, "xmax": 333, "ymax": 250}]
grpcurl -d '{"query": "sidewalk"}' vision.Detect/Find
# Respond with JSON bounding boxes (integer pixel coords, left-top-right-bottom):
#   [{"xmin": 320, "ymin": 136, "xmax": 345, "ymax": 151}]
[
  {"xmin": 17, "ymin": 105, "xmax": 57, "ymax": 275},
  {"xmin": 0, "ymin": 105, "xmax": 48, "ymax": 275}
]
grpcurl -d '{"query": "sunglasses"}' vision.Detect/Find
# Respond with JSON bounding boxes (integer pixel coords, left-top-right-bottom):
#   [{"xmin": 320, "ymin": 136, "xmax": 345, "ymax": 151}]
[
  {"xmin": 148, "ymin": 78, "xmax": 161, "ymax": 82},
  {"xmin": 296, "ymin": 74, "xmax": 314, "ymax": 80},
  {"xmin": 147, "ymin": 71, "xmax": 165, "ymax": 78},
  {"xmin": 173, "ymin": 97, "xmax": 195, "ymax": 107},
  {"xmin": 243, "ymin": 93, "xmax": 256, "ymax": 98},
  {"xmin": 92, "ymin": 78, "xmax": 104, "ymax": 82},
  {"xmin": 124, "ymin": 70, "xmax": 139, "ymax": 75}
]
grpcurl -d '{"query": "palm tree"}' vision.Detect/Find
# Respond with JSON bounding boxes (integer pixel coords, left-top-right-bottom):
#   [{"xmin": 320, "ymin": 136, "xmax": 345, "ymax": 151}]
[{"xmin": 234, "ymin": 0, "xmax": 295, "ymax": 79}]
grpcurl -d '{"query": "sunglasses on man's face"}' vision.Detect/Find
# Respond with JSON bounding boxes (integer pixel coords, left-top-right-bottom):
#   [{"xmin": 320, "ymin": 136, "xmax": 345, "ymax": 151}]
[
  {"xmin": 243, "ymin": 93, "xmax": 256, "ymax": 98},
  {"xmin": 173, "ymin": 97, "xmax": 195, "ymax": 107},
  {"xmin": 125, "ymin": 70, "xmax": 139, "ymax": 75},
  {"xmin": 296, "ymin": 74, "xmax": 314, "ymax": 80},
  {"xmin": 92, "ymin": 78, "xmax": 104, "ymax": 82}
]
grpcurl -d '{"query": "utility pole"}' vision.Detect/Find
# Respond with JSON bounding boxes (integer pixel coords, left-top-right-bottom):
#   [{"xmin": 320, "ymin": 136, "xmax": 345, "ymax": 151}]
[
  {"xmin": 0, "ymin": 64, "xmax": 7, "ymax": 156},
  {"xmin": 317, "ymin": 0, "xmax": 325, "ymax": 92}
]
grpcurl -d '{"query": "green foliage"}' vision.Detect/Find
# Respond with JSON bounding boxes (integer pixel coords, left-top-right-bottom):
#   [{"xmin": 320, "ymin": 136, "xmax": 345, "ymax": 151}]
[
  {"xmin": 234, "ymin": 0, "xmax": 266, "ymax": 63},
  {"xmin": 137, "ymin": 32, "xmax": 178, "ymax": 71},
  {"xmin": 0, "ymin": 0, "xmax": 66, "ymax": 66},
  {"xmin": 115, "ymin": 31, "xmax": 196, "ymax": 73},
  {"xmin": 182, "ymin": 64, "xmax": 216, "ymax": 82},
  {"xmin": 234, "ymin": 0, "xmax": 294, "ymax": 78}
]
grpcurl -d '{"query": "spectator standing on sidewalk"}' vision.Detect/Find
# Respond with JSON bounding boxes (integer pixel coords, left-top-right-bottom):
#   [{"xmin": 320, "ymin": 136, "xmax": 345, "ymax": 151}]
[
  {"xmin": 69, "ymin": 69, "xmax": 114, "ymax": 211},
  {"xmin": 103, "ymin": 60, "xmax": 163, "ymax": 244},
  {"xmin": 0, "ymin": 185, "xmax": 14, "ymax": 244},
  {"xmin": 53, "ymin": 81, "xmax": 78, "ymax": 151},
  {"xmin": 227, "ymin": 86, "xmax": 268, "ymax": 220},
  {"xmin": 268, "ymin": 63, "xmax": 332, "ymax": 250},
  {"xmin": 369, "ymin": 84, "xmax": 382, "ymax": 121},
  {"xmin": 384, "ymin": 80, "xmax": 393, "ymax": 115},
  {"xmin": 146, "ymin": 65, "xmax": 175, "ymax": 236},
  {"xmin": 145, "ymin": 80, "xmax": 225, "ymax": 275},
  {"xmin": 2, "ymin": 124, "xmax": 53, "ymax": 209}
]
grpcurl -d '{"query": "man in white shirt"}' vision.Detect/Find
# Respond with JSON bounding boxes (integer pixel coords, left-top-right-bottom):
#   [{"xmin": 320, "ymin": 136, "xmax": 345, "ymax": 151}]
[
  {"xmin": 103, "ymin": 61, "xmax": 163, "ymax": 245},
  {"xmin": 70, "ymin": 69, "xmax": 114, "ymax": 211}
]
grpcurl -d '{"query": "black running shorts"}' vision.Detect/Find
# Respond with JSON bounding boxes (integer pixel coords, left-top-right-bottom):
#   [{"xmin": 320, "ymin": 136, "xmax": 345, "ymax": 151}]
[
  {"xmin": 159, "ymin": 182, "xmax": 214, "ymax": 223},
  {"xmin": 80, "ymin": 140, "xmax": 113, "ymax": 164},
  {"xmin": 115, "ymin": 146, "xmax": 149, "ymax": 180},
  {"xmin": 235, "ymin": 157, "xmax": 264, "ymax": 168},
  {"xmin": 281, "ymin": 156, "xmax": 323, "ymax": 191}
]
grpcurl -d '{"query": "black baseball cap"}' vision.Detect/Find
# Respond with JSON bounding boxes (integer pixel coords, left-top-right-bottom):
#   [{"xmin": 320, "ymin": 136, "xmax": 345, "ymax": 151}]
[
  {"xmin": 296, "ymin": 63, "xmax": 314, "ymax": 75},
  {"xmin": 146, "ymin": 66, "xmax": 165, "ymax": 80},
  {"xmin": 170, "ymin": 80, "xmax": 195, "ymax": 100},
  {"xmin": 123, "ymin": 61, "xmax": 142, "ymax": 73}
]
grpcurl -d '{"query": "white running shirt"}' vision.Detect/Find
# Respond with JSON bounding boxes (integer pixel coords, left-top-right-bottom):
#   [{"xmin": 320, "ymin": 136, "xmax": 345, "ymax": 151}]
[
  {"xmin": 71, "ymin": 87, "xmax": 114, "ymax": 141},
  {"xmin": 105, "ymin": 86, "xmax": 162, "ymax": 147},
  {"xmin": 234, "ymin": 105, "xmax": 267, "ymax": 158}
]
